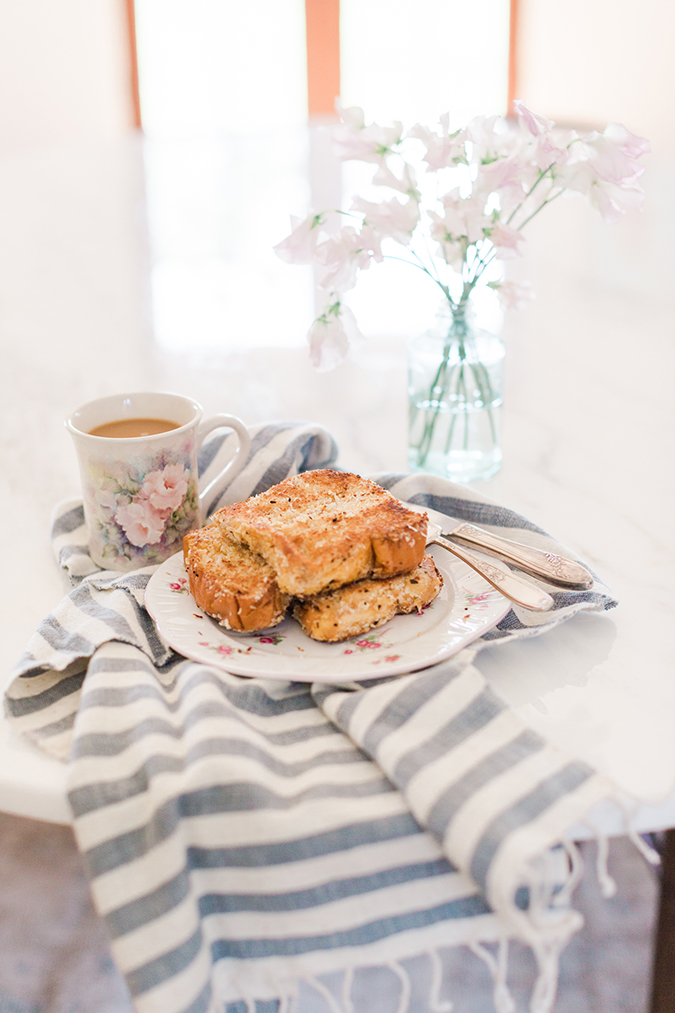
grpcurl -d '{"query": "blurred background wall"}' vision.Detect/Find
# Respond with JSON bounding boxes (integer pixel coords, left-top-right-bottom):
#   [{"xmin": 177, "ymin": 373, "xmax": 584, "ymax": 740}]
[
  {"xmin": 0, "ymin": 0, "xmax": 134, "ymax": 157},
  {"xmin": 518, "ymin": 0, "xmax": 675, "ymax": 155}
]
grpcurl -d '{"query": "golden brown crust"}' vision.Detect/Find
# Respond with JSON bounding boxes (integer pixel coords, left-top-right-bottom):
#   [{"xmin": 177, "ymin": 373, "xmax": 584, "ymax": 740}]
[
  {"xmin": 183, "ymin": 526, "xmax": 290, "ymax": 632},
  {"xmin": 212, "ymin": 470, "xmax": 428, "ymax": 597},
  {"xmin": 292, "ymin": 554, "xmax": 443, "ymax": 642}
]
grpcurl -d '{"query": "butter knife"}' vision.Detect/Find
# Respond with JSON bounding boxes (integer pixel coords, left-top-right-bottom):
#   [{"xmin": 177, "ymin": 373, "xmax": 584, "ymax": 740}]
[
  {"xmin": 441, "ymin": 518, "xmax": 593, "ymax": 589},
  {"xmin": 427, "ymin": 523, "xmax": 555, "ymax": 612}
]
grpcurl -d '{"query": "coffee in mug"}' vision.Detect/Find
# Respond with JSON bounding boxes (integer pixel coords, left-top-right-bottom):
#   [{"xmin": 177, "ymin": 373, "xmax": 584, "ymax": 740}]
[
  {"xmin": 88, "ymin": 418, "xmax": 181, "ymax": 439},
  {"xmin": 66, "ymin": 392, "xmax": 251, "ymax": 572}
]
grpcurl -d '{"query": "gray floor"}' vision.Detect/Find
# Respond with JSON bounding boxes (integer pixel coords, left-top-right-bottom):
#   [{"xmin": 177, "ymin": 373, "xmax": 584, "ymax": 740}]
[{"xmin": 0, "ymin": 813, "xmax": 659, "ymax": 1013}]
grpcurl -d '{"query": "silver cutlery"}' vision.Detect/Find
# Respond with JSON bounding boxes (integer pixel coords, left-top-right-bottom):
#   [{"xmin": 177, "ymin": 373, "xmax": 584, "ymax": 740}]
[
  {"xmin": 427, "ymin": 523, "xmax": 555, "ymax": 612},
  {"xmin": 439, "ymin": 517, "xmax": 594, "ymax": 590}
]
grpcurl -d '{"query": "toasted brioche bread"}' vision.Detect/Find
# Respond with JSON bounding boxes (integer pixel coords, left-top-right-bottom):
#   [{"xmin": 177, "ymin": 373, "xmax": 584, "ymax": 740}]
[
  {"xmin": 212, "ymin": 470, "xmax": 428, "ymax": 598},
  {"xmin": 293, "ymin": 554, "xmax": 443, "ymax": 642},
  {"xmin": 183, "ymin": 524, "xmax": 290, "ymax": 632}
]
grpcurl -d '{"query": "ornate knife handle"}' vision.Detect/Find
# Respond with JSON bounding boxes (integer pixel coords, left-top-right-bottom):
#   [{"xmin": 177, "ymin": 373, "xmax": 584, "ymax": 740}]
[
  {"xmin": 428, "ymin": 535, "xmax": 555, "ymax": 612},
  {"xmin": 449, "ymin": 523, "xmax": 594, "ymax": 590}
]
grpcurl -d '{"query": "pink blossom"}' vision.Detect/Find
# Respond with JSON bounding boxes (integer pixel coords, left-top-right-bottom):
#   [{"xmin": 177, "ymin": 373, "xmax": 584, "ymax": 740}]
[
  {"xmin": 351, "ymin": 195, "xmax": 420, "ymax": 245},
  {"xmin": 307, "ymin": 303, "xmax": 362, "ymax": 371},
  {"xmin": 466, "ymin": 114, "xmax": 515, "ymax": 164},
  {"xmin": 333, "ymin": 102, "xmax": 403, "ymax": 163},
  {"xmin": 473, "ymin": 158, "xmax": 531, "ymax": 209},
  {"xmin": 273, "ymin": 211, "xmax": 325, "ymax": 265},
  {"xmin": 495, "ymin": 281, "xmax": 535, "ymax": 311},
  {"xmin": 315, "ymin": 226, "xmax": 375, "ymax": 291},
  {"xmin": 513, "ymin": 100, "xmax": 555, "ymax": 137},
  {"xmin": 602, "ymin": 123, "xmax": 650, "ymax": 161},
  {"xmin": 428, "ymin": 212, "xmax": 466, "ymax": 271},
  {"xmin": 115, "ymin": 500, "xmax": 167, "ymax": 546},
  {"xmin": 581, "ymin": 131, "xmax": 645, "ymax": 187},
  {"xmin": 556, "ymin": 161, "xmax": 645, "ymax": 222},
  {"xmin": 409, "ymin": 113, "xmax": 467, "ymax": 170},
  {"xmin": 591, "ymin": 179, "xmax": 646, "ymax": 223},
  {"xmin": 430, "ymin": 191, "xmax": 493, "ymax": 252},
  {"xmin": 489, "ymin": 222, "xmax": 524, "ymax": 258},
  {"xmin": 372, "ymin": 161, "xmax": 419, "ymax": 196},
  {"xmin": 142, "ymin": 464, "xmax": 190, "ymax": 513},
  {"xmin": 531, "ymin": 131, "xmax": 574, "ymax": 172}
]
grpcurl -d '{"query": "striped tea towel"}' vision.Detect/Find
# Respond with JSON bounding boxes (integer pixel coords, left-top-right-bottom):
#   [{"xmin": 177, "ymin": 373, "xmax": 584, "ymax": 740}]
[{"xmin": 6, "ymin": 421, "xmax": 621, "ymax": 1013}]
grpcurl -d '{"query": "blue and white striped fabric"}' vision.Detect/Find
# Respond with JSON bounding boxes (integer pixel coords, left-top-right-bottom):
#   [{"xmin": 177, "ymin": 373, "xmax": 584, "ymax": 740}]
[{"xmin": 6, "ymin": 422, "xmax": 620, "ymax": 1013}]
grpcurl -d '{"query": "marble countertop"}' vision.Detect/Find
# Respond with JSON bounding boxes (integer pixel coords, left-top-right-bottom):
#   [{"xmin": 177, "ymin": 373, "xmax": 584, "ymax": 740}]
[{"xmin": 1, "ymin": 134, "xmax": 674, "ymax": 833}]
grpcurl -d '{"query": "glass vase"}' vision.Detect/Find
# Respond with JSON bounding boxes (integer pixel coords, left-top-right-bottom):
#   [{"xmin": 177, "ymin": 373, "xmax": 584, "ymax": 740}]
[{"xmin": 408, "ymin": 304, "xmax": 504, "ymax": 482}]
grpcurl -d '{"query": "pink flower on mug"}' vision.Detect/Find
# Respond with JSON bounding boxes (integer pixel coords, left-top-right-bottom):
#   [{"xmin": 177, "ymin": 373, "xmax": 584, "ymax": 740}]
[
  {"xmin": 142, "ymin": 464, "xmax": 190, "ymax": 513},
  {"xmin": 115, "ymin": 500, "xmax": 166, "ymax": 546}
]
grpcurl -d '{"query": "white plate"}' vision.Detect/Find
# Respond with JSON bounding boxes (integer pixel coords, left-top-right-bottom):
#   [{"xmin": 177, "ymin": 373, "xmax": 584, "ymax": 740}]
[{"xmin": 145, "ymin": 506, "xmax": 511, "ymax": 682}]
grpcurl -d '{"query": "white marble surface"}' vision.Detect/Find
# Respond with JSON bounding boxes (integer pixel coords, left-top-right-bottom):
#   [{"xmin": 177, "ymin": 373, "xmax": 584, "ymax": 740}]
[{"xmin": 1, "ymin": 134, "xmax": 674, "ymax": 834}]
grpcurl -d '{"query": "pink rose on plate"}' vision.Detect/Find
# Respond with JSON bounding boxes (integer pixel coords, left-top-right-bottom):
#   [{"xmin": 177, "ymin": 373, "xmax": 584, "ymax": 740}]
[
  {"xmin": 115, "ymin": 500, "xmax": 167, "ymax": 546},
  {"xmin": 142, "ymin": 464, "xmax": 190, "ymax": 513}
]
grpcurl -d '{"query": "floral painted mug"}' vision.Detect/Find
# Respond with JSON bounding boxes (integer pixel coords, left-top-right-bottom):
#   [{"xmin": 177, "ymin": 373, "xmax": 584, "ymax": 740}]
[{"xmin": 66, "ymin": 391, "xmax": 251, "ymax": 572}]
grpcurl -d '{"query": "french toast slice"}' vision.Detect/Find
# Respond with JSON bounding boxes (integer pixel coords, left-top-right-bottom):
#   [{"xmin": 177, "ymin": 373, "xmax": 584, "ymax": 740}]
[
  {"xmin": 293, "ymin": 554, "xmax": 443, "ymax": 642},
  {"xmin": 183, "ymin": 524, "xmax": 291, "ymax": 632},
  {"xmin": 212, "ymin": 470, "xmax": 428, "ymax": 598}
]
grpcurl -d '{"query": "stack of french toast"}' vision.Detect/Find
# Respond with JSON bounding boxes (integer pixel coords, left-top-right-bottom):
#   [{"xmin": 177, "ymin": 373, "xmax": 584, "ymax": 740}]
[{"xmin": 183, "ymin": 469, "xmax": 443, "ymax": 642}]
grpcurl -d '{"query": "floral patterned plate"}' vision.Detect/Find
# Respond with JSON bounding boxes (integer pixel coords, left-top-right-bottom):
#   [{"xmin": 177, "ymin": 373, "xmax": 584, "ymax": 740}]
[{"xmin": 145, "ymin": 508, "xmax": 511, "ymax": 682}]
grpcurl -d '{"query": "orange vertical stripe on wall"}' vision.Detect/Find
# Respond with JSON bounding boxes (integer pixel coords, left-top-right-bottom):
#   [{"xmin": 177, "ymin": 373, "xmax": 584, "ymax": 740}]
[
  {"xmin": 305, "ymin": 0, "xmax": 341, "ymax": 117},
  {"xmin": 125, "ymin": 0, "xmax": 142, "ymax": 129},
  {"xmin": 507, "ymin": 0, "xmax": 519, "ymax": 116}
]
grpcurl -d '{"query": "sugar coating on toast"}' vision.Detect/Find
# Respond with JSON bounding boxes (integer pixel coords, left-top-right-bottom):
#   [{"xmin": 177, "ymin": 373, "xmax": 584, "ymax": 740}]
[
  {"xmin": 183, "ymin": 524, "xmax": 290, "ymax": 632},
  {"xmin": 212, "ymin": 470, "xmax": 428, "ymax": 597},
  {"xmin": 293, "ymin": 554, "xmax": 443, "ymax": 642}
]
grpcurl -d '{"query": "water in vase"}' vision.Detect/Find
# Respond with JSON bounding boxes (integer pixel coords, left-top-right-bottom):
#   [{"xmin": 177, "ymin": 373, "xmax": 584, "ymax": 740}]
[{"xmin": 408, "ymin": 328, "xmax": 504, "ymax": 483}]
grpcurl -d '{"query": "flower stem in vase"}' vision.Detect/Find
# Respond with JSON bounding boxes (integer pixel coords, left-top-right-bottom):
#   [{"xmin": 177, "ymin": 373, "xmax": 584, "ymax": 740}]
[{"xmin": 408, "ymin": 307, "xmax": 504, "ymax": 483}]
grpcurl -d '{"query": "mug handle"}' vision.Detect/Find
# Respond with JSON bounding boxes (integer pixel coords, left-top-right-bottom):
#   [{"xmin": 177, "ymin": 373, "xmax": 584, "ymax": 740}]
[{"xmin": 195, "ymin": 414, "xmax": 252, "ymax": 522}]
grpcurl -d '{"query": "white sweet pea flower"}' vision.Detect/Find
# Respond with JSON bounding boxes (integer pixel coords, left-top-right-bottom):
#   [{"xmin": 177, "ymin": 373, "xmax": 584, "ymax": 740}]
[
  {"xmin": 438, "ymin": 190, "xmax": 493, "ymax": 245},
  {"xmin": 335, "ymin": 99, "xmax": 365, "ymax": 131},
  {"xmin": 580, "ymin": 131, "xmax": 646, "ymax": 188},
  {"xmin": 372, "ymin": 161, "xmax": 420, "ymax": 198},
  {"xmin": 513, "ymin": 100, "xmax": 555, "ymax": 137},
  {"xmin": 472, "ymin": 158, "xmax": 532, "ymax": 213},
  {"xmin": 351, "ymin": 195, "xmax": 420, "ymax": 245},
  {"xmin": 531, "ymin": 130, "xmax": 576, "ymax": 172},
  {"xmin": 489, "ymin": 222, "xmax": 524, "ymax": 258},
  {"xmin": 555, "ymin": 121, "xmax": 648, "ymax": 222},
  {"xmin": 315, "ymin": 225, "xmax": 375, "ymax": 292},
  {"xmin": 307, "ymin": 300, "xmax": 363, "ymax": 371},
  {"xmin": 428, "ymin": 211, "xmax": 468, "ymax": 271},
  {"xmin": 491, "ymin": 280, "xmax": 535, "ymax": 310},
  {"xmin": 408, "ymin": 113, "xmax": 467, "ymax": 171},
  {"xmin": 333, "ymin": 102, "xmax": 403, "ymax": 163},
  {"xmin": 274, "ymin": 211, "xmax": 325, "ymax": 264},
  {"xmin": 602, "ymin": 122, "xmax": 650, "ymax": 161},
  {"xmin": 466, "ymin": 114, "xmax": 515, "ymax": 165}
]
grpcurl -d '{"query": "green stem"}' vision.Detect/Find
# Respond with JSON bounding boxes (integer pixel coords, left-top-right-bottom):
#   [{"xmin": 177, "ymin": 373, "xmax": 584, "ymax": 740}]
[
  {"xmin": 383, "ymin": 255, "xmax": 455, "ymax": 307},
  {"xmin": 416, "ymin": 343, "xmax": 453, "ymax": 462},
  {"xmin": 515, "ymin": 187, "xmax": 565, "ymax": 231},
  {"xmin": 506, "ymin": 164, "xmax": 555, "ymax": 226}
]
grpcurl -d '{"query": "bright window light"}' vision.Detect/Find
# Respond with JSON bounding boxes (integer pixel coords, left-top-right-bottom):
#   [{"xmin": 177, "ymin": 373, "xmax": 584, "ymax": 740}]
[
  {"xmin": 341, "ymin": 0, "xmax": 510, "ymax": 129},
  {"xmin": 134, "ymin": 0, "xmax": 307, "ymax": 136}
]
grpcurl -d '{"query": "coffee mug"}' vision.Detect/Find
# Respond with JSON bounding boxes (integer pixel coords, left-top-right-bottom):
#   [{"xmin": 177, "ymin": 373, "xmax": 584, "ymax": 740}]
[{"xmin": 66, "ymin": 391, "xmax": 251, "ymax": 571}]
